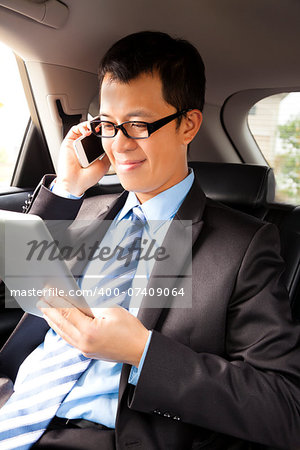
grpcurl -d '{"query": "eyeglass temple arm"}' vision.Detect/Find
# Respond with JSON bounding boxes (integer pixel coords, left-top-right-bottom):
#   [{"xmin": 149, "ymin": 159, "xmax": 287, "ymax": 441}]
[{"xmin": 147, "ymin": 110, "xmax": 190, "ymax": 135}]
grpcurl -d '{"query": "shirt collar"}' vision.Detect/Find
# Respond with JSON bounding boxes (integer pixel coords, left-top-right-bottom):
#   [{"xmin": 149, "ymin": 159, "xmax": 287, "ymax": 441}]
[{"xmin": 117, "ymin": 168, "xmax": 194, "ymax": 231}]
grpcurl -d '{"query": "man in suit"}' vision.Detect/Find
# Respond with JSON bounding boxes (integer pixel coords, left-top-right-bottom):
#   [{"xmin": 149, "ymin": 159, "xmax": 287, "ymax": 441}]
[{"xmin": 0, "ymin": 31, "xmax": 300, "ymax": 450}]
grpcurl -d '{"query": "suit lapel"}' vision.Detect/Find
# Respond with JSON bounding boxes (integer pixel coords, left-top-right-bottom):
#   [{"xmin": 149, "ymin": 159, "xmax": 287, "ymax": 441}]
[
  {"xmin": 136, "ymin": 217, "xmax": 203, "ymax": 330},
  {"xmin": 69, "ymin": 191, "xmax": 128, "ymax": 277},
  {"xmin": 0, "ymin": 314, "xmax": 49, "ymax": 382},
  {"xmin": 119, "ymin": 174, "xmax": 206, "ymax": 402},
  {"xmin": 138, "ymin": 173, "xmax": 206, "ymax": 329}
]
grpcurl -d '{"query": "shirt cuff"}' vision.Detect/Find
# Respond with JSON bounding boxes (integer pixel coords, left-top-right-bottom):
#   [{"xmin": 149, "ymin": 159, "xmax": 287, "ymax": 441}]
[
  {"xmin": 50, "ymin": 180, "xmax": 83, "ymax": 200},
  {"xmin": 128, "ymin": 330, "xmax": 152, "ymax": 386}
]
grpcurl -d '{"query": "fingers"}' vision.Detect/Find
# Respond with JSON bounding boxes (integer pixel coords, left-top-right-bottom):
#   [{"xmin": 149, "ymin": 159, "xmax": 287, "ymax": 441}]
[
  {"xmin": 65, "ymin": 121, "xmax": 91, "ymax": 141},
  {"xmin": 37, "ymin": 295, "xmax": 93, "ymax": 349},
  {"xmin": 86, "ymin": 153, "xmax": 111, "ymax": 177},
  {"xmin": 56, "ymin": 119, "xmax": 106, "ymax": 195},
  {"xmin": 37, "ymin": 297, "xmax": 149, "ymax": 365}
]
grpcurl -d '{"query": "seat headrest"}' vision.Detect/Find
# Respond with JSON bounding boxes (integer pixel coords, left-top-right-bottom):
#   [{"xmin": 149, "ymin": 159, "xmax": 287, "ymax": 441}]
[{"xmin": 188, "ymin": 162, "xmax": 275, "ymax": 207}]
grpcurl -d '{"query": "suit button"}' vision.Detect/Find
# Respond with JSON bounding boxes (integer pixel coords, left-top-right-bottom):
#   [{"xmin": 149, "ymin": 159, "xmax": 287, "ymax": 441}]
[
  {"xmin": 173, "ymin": 415, "xmax": 181, "ymax": 421},
  {"xmin": 153, "ymin": 409, "xmax": 162, "ymax": 415},
  {"xmin": 163, "ymin": 412, "xmax": 171, "ymax": 418}
]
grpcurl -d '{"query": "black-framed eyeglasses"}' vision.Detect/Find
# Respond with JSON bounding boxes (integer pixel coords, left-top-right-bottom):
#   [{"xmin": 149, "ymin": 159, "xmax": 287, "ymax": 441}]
[{"xmin": 90, "ymin": 109, "xmax": 190, "ymax": 140}]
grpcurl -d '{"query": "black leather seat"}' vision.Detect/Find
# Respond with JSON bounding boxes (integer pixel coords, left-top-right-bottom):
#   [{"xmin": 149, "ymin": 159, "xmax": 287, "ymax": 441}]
[
  {"xmin": 265, "ymin": 205, "xmax": 300, "ymax": 320},
  {"xmin": 188, "ymin": 161, "xmax": 276, "ymax": 218},
  {"xmin": 189, "ymin": 161, "xmax": 300, "ymax": 321}
]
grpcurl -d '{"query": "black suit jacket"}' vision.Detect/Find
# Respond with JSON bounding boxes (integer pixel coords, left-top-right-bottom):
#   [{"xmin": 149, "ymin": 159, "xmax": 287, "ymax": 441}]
[{"xmin": 0, "ymin": 173, "xmax": 300, "ymax": 450}]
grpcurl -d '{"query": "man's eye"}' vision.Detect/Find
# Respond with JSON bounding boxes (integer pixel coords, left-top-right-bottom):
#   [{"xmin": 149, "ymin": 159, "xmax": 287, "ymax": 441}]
[
  {"xmin": 102, "ymin": 123, "xmax": 114, "ymax": 130},
  {"xmin": 130, "ymin": 123, "xmax": 147, "ymax": 129}
]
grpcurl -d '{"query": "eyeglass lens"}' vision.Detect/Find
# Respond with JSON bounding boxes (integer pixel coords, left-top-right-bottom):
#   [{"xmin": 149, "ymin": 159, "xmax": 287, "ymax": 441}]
[{"xmin": 93, "ymin": 121, "xmax": 149, "ymax": 139}]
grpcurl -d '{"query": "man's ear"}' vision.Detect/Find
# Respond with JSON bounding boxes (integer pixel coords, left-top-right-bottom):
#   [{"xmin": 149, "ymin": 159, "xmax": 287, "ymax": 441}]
[{"xmin": 181, "ymin": 109, "xmax": 203, "ymax": 145}]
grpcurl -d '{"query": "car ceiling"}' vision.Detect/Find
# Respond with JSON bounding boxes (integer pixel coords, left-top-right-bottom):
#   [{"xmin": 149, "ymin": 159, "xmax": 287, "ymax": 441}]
[{"xmin": 0, "ymin": 0, "xmax": 300, "ymax": 107}]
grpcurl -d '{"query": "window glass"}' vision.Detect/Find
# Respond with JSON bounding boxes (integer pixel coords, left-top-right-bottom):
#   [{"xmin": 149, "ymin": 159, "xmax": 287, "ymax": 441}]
[
  {"xmin": 248, "ymin": 93, "xmax": 300, "ymax": 205},
  {"xmin": 0, "ymin": 43, "xmax": 30, "ymax": 187}
]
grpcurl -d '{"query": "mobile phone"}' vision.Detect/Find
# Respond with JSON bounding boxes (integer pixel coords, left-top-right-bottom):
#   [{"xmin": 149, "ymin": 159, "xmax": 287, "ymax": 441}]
[{"xmin": 73, "ymin": 133, "xmax": 105, "ymax": 168}]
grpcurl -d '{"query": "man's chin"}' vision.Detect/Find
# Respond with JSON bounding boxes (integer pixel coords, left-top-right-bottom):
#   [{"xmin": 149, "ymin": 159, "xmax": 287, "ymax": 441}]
[
  {"xmin": 119, "ymin": 179, "xmax": 148, "ymax": 193},
  {"xmin": 116, "ymin": 171, "xmax": 147, "ymax": 193}
]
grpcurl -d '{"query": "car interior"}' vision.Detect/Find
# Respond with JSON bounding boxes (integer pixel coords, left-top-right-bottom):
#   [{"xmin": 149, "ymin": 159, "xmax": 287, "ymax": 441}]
[{"xmin": 0, "ymin": 0, "xmax": 299, "ymax": 354}]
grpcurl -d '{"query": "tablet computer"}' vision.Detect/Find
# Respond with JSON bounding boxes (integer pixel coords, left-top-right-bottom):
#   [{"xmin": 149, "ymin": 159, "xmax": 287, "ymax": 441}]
[{"xmin": 0, "ymin": 209, "xmax": 93, "ymax": 318}]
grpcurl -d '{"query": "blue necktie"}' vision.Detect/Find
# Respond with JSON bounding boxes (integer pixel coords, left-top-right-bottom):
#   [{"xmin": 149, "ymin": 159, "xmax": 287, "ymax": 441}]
[
  {"xmin": 0, "ymin": 334, "xmax": 91, "ymax": 449},
  {"xmin": 87, "ymin": 206, "xmax": 146, "ymax": 310},
  {"xmin": 0, "ymin": 206, "xmax": 146, "ymax": 449}
]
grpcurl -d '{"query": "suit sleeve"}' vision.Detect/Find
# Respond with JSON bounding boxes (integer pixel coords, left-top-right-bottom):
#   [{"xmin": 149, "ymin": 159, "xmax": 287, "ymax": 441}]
[
  {"xmin": 26, "ymin": 175, "xmax": 84, "ymax": 220},
  {"xmin": 127, "ymin": 223, "xmax": 300, "ymax": 449},
  {"xmin": 0, "ymin": 177, "xmax": 83, "ymax": 388}
]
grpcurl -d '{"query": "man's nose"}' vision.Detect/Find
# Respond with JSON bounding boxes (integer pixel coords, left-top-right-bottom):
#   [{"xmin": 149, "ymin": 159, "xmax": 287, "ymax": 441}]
[{"xmin": 111, "ymin": 128, "xmax": 138, "ymax": 152}]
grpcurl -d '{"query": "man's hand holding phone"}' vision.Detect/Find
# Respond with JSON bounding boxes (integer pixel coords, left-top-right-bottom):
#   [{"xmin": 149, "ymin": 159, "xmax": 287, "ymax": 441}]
[{"xmin": 55, "ymin": 121, "xmax": 111, "ymax": 197}]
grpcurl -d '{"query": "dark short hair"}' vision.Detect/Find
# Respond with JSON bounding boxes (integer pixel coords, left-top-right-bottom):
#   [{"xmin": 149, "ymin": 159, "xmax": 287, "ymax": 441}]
[{"xmin": 98, "ymin": 31, "xmax": 206, "ymax": 113}]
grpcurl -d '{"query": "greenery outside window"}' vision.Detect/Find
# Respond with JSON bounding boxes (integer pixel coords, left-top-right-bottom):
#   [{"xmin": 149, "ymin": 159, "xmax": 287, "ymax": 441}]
[{"xmin": 248, "ymin": 93, "xmax": 300, "ymax": 205}]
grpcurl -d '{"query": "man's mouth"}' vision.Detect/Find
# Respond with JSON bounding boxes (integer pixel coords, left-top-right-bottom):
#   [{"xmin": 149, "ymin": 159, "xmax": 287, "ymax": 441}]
[{"xmin": 115, "ymin": 159, "xmax": 146, "ymax": 171}]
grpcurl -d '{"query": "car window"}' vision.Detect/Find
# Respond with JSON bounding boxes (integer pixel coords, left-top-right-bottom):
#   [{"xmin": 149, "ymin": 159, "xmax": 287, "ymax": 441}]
[
  {"xmin": 0, "ymin": 42, "xmax": 30, "ymax": 187},
  {"xmin": 248, "ymin": 93, "xmax": 300, "ymax": 205}
]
